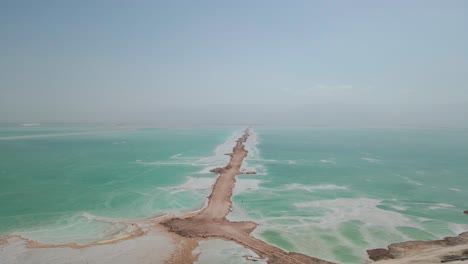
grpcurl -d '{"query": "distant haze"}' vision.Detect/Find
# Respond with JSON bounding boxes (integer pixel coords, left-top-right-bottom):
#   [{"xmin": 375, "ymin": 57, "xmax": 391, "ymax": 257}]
[{"xmin": 1, "ymin": 1, "xmax": 467, "ymax": 127}]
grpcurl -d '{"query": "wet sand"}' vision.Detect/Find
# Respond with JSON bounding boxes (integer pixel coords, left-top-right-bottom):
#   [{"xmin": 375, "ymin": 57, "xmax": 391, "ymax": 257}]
[{"xmin": 0, "ymin": 228, "xmax": 174, "ymax": 264}]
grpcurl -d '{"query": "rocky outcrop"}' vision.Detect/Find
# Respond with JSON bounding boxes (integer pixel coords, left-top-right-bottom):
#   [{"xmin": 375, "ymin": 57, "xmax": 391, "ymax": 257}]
[
  {"xmin": 368, "ymin": 232, "xmax": 468, "ymax": 262},
  {"xmin": 209, "ymin": 167, "xmax": 225, "ymax": 174},
  {"xmin": 441, "ymin": 250, "xmax": 468, "ymax": 263},
  {"xmin": 367, "ymin": 248, "xmax": 392, "ymax": 261},
  {"xmin": 238, "ymin": 170, "xmax": 257, "ymax": 175}
]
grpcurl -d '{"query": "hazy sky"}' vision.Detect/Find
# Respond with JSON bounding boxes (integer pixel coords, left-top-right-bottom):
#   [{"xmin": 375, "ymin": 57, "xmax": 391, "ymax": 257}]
[{"xmin": 1, "ymin": 0, "xmax": 467, "ymax": 126}]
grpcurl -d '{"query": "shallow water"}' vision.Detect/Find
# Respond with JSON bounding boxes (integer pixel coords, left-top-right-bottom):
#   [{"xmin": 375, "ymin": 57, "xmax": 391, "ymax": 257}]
[
  {"xmin": 229, "ymin": 127, "xmax": 468, "ymax": 263},
  {"xmin": 0, "ymin": 125, "xmax": 236, "ymax": 243},
  {"xmin": 1, "ymin": 125, "xmax": 467, "ymax": 263}
]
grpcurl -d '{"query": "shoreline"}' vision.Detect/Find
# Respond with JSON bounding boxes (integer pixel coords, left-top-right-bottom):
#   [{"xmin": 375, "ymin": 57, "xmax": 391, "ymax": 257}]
[
  {"xmin": 3, "ymin": 128, "xmax": 465, "ymax": 263},
  {"xmin": 367, "ymin": 232, "xmax": 468, "ymax": 263},
  {"xmin": 0, "ymin": 129, "xmax": 132, "ymax": 140},
  {"xmin": 0, "ymin": 128, "xmax": 335, "ymax": 264},
  {"xmin": 160, "ymin": 129, "xmax": 334, "ymax": 264}
]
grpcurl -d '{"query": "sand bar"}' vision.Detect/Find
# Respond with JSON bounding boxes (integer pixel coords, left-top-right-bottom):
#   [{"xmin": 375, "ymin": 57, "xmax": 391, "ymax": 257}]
[
  {"xmin": 161, "ymin": 129, "xmax": 334, "ymax": 263},
  {"xmin": 0, "ymin": 128, "xmax": 334, "ymax": 264}
]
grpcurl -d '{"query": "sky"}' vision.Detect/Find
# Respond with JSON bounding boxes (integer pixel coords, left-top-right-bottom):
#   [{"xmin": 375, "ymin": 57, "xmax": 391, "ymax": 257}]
[{"xmin": 1, "ymin": 0, "xmax": 467, "ymax": 126}]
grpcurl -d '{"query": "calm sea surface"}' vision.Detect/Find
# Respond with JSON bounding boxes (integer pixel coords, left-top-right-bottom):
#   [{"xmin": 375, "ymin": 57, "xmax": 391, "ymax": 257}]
[{"xmin": 1, "ymin": 125, "xmax": 467, "ymax": 263}]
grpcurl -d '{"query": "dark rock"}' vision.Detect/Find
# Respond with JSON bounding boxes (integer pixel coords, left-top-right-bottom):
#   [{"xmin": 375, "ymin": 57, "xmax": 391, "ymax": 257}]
[
  {"xmin": 209, "ymin": 167, "xmax": 225, "ymax": 174},
  {"xmin": 366, "ymin": 248, "xmax": 392, "ymax": 261}
]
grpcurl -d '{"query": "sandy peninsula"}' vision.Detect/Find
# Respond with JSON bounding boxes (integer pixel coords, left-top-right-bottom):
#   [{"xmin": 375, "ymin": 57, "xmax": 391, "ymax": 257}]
[
  {"xmin": 161, "ymin": 129, "xmax": 334, "ymax": 263},
  {"xmin": 0, "ymin": 129, "xmax": 334, "ymax": 264}
]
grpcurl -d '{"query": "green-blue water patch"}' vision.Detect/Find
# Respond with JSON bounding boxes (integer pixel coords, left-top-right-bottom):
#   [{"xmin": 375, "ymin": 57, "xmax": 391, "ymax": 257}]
[
  {"xmin": 0, "ymin": 126, "xmax": 235, "ymax": 238},
  {"xmin": 230, "ymin": 127, "xmax": 468, "ymax": 264}
]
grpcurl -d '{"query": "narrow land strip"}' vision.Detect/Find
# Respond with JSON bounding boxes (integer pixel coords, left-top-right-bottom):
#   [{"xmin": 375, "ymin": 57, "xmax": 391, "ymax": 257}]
[
  {"xmin": 0, "ymin": 128, "xmax": 335, "ymax": 264},
  {"xmin": 161, "ymin": 129, "xmax": 334, "ymax": 264}
]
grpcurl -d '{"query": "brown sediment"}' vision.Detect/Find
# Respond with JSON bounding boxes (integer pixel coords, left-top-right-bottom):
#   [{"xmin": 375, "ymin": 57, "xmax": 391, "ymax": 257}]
[
  {"xmin": 160, "ymin": 129, "xmax": 334, "ymax": 264},
  {"xmin": 367, "ymin": 248, "xmax": 393, "ymax": 261},
  {"xmin": 162, "ymin": 233, "xmax": 203, "ymax": 264},
  {"xmin": 367, "ymin": 232, "xmax": 468, "ymax": 263},
  {"xmin": 238, "ymin": 170, "xmax": 257, "ymax": 175}
]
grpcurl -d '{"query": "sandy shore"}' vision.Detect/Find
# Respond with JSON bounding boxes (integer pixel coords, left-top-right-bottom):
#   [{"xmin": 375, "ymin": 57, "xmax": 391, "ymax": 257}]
[{"xmin": 0, "ymin": 227, "xmax": 174, "ymax": 264}]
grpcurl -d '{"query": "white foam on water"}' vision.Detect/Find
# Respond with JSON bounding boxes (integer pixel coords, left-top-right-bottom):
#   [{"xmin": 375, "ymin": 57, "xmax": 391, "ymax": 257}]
[
  {"xmin": 135, "ymin": 129, "xmax": 247, "ymax": 172},
  {"xmin": 169, "ymin": 177, "xmax": 215, "ymax": 192},
  {"xmin": 361, "ymin": 157, "xmax": 381, "ymax": 163},
  {"xmin": 242, "ymin": 128, "xmax": 267, "ymax": 175},
  {"xmin": 401, "ymin": 176, "xmax": 423, "ymax": 186},
  {"xmin": 428, "ymin": 203, "xmax": 455, "ymax": 210},
  {"xmin": 294, "ymin": 198, "xmax": 418, "ymax": 228},
  {"xmin": 227, "ymin": 184, "xmax": 468, "ymax": 263},
  {"xmin": 450, "ymin": 188, "xmax": 461, "ymax": 192},
  {"xmin": 152, "ymin": 128, "xmax": 265, "ymax": 217},
  {"xmin": 233, "ymin": 179, "xmax": 263, "ymax": 195},
  {"xmin": 241, "ymin": 163, "xmax": 267, "ymax": 175},
  {"xmin": 390, "ymin": 205, "xmax": 408, "ymax": 211},
  {"xmin": 172, "ymin": 128, "xmax": 264, "ymax": 177},
  {"xmin": 80, "ymin": 212, "xmax": 150, "ymax": 224},
  {"xmin": 284, "ymin": 183, "xmax": 348, "ymax": 192},
  {"xmin": 449, "ymin": 223, "xmax": 468, "ymax": 235},
  {"xmin": 196, "ymin": 129, "xmax": 246, "ymax": 174},
  {"xmin": 246, "ymin": 158, "xmax": 281, "ymax": 163},
  {"xmin": 170, "ymin": 153, "xmax": 182, "ymax": 158},
  {"xmin": 81, "ymin": 212, "xmax": 122, "ymax": 223},
  {"xmin": 244, "ymin": 128, "xmax": 260, "ymax": 159},
  {"xmin": 238, "ymin": 197, "xmax": 428, "ymax": 263},
  {"xmin": 12, "ymin": 213, "xmax": 133, "ymax": 245},
  {"xmin": 320, "ymin": 159, "xmax": 336, "ymax": 164}
]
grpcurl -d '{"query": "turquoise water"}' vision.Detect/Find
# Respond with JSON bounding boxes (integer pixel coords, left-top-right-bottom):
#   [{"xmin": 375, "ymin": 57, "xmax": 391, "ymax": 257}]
[
  {"xmin": 1, "ymin": 125, "xmax": 468, "ymax": 263},
  {"xmin": 0, "ymin": 126, "xmax": 234, "ymax": 243},
  {"xmin": 0, "ymin": 124, "xmax": 105, "ymax": 137},
  {"xmin": 229, "ymin": 127, "xmax": 468, "ymax": 263}
]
